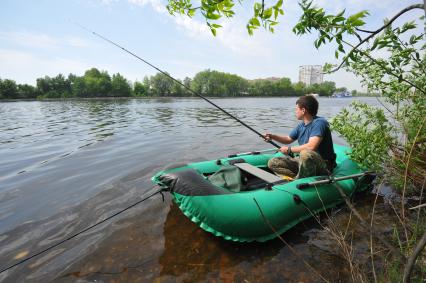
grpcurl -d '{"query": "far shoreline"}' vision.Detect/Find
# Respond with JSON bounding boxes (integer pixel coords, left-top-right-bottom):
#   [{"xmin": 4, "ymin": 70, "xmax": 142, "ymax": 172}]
[{"xmin": 0, "ymin": 96, "xmax": 376, "ymax": 102}]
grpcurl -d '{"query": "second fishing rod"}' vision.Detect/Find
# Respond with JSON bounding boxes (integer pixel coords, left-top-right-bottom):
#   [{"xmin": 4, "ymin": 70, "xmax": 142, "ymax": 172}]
[{"xmin": 76, "ymin": 23, "xmax": 281, "ymax": 149}]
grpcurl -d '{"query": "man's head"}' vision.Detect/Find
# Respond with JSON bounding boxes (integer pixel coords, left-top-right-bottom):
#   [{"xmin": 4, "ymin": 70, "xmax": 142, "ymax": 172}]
[{"xmin": 295, "ymin": 95, "xmax": 318, "ymax": 119}]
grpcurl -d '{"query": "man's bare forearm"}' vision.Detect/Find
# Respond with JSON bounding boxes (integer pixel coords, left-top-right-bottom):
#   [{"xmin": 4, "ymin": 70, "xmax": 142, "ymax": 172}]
[{"xmin": 270, "ymin": 134, "xmax": 293, "ymax": 144}]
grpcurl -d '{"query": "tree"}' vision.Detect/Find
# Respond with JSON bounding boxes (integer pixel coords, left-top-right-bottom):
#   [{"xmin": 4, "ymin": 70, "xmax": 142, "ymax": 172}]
[
  {"xmin": 17, "ymin": 84, "xmax": 38, "ymax": 99},
  {"xmin": 276, "ymin": 77, "xmax": 294, "ymax": 96},
  {"xmin": 317, "ymin": 81, "xmax": 336, "ymax": 96},
  {"xmin": 171, "ymin": 80, "xmax": 184, "ymax": 96},
  {"xmin": 0, "ymin": 78, "xmax": 18, "ymax": 99},
  {"xmin": 83, "ymin": 68, "xmax": 112, "ymax": 97},
  {"xmin": 150, "ymin": 72, "xmax": 174, "ymax": 96},
  {"xmin": 292, "ymin": 81, "xmax": 305, "ymax": 96},
  {"xmin": 191, "ymin": 70, "xmax": 211, "ymax": 95},
  {"xmin": 134, "ymin": 81, "xmax": 147, "ymax": 96},
  {"xmin": 36, "ymin": 74, "xmax": 71, "ymax": 98},
  {"xmin": 70, "ymin": 75, "xmax": 87, "ymax": 97},
  {"xmin": 111, "ymin": 73, "xmax": 131, "ymax": 97},
  {"xmin": 191, "ymin": 70, "xmax": 249, "ymax": 97}
]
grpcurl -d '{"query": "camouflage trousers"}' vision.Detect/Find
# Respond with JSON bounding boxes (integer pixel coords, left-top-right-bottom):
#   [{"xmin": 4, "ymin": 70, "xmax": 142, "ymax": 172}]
[{"xmin": 267, "ymin": 149, "xmax": 330, "ymax": 179}]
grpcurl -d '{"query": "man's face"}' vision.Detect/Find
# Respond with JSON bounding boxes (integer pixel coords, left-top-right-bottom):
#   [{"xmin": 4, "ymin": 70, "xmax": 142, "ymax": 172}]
[{"xmin": 295, "ymin": 104, "xmax": 305, "ymax": 120}]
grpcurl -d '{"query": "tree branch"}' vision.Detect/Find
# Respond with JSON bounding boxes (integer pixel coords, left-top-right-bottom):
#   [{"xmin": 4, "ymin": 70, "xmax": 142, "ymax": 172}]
[
  {"xmin": 409, "ymin": 203, "xmax": 426, "ymax": 210},
  {"xmin": 332, "ymin": 3, "xmax": 424, "ymax": 72},
  {"xmin": 355, "ymin": 27, "xmax": 375, "ymax": 34},
  {"xmin": 338, "ymin": 38, "xmax": 426, "ymax": 95},
  {"xmin": 403, "ymin": 231, "xmax": 426, "ymax": 283}
]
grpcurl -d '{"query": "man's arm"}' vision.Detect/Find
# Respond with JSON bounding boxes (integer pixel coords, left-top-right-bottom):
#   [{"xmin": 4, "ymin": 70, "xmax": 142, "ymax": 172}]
[
  {"xmin": 263, "ymin": 133, "xmax": 294, "ymax": 144},
  {"xmin": 285, "ymin": 136, "xmax": 322, "ymax": 154}
]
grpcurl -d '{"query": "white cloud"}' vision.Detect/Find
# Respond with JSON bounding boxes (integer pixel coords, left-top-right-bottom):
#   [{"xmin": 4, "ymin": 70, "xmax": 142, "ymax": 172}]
[
  {"xmin": 0, "ymin": 49, "xmax": 95, "ymax": 84},
  {"xmin": 64, "ymin": 36, "xmax": 93, "ymax": 47},
  {"xmin": 173, "ymin": 15, "xmax": 210, "ymax": 37},
  {"xmin": 127, "ymin": 0, "xmax": 271, "ymax": 55},
  {"xmin": 128, "ymin": 0, "xmax": 167, "ymax": 13},
  {"xmin": 0, "ymin": 31, "xmax": 59, "ymax": 49},
  {"xmin": 216, "ymin": 21, "xmax": 272, "ymax": 55},
  {"xmin": 0, "ymin": 31, "xmax": 93, "ymax": 49}
]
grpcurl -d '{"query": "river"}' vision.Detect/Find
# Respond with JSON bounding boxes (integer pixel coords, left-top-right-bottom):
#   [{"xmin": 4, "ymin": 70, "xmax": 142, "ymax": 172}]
[{"xmin": 0, "ymin": 97, "xmax": 396, "ymax": 282}]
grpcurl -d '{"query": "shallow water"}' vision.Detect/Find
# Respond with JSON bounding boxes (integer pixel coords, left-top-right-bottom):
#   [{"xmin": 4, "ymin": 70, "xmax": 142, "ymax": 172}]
[{"xmin": 0, "ymin": 97, "xmax": 395, "ymax": 282}]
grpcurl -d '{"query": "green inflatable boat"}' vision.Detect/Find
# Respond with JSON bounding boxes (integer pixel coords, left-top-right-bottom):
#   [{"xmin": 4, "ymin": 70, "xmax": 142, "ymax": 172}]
[{"xmin": 152, "ymin": 144, "xmax": 374, "ymax": 242}]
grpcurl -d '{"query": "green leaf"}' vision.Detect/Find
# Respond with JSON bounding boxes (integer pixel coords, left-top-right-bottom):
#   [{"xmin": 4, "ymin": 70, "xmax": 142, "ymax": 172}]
[
  {"xmin": 333, "ymin": 16, "xmax": 345, "ymax": 23},
  {"xmin": 346, "ymin": 10, "xmax": 368, "ymax": 26},
  {"xmin": 263, "ymin": 7, "xmax": 273, "ymax": 19},
  {"xmin": 250, "ymin": 17, "xmax": 260, "ymax": 27},
  {"xmin": 371, "ymin": 37, "xmax": 379, "ymax": 50},
  {"xmin": 336, "ymin": 9, "xmax": 345, "ymax": 18},
  {"xmin": 247, "ymin": 24, "xmax": 254, "ymax": 36},
  {"xmin": 351, "ymin": 19, "xmax": 365, "ymax": 27},
  {"xmin": 207, "ymin": 12, "xmax": 221, "ymax": 20},
  {"xmin": 188, "ymin": 9, "xmax": 196, "ymax": 17}
]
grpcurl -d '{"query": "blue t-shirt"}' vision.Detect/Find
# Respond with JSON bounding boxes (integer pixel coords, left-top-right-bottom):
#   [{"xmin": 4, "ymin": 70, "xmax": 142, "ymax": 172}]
[{"xmin": 289, "ymin": 116, "xmax": 336, "ymax": 163}]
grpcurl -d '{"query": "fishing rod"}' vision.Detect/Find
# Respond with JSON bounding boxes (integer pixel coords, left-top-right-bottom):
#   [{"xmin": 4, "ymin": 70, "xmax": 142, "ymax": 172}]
[{"xmin": 75, "ymin": 23, "xmax": 281, "ymax": 149}]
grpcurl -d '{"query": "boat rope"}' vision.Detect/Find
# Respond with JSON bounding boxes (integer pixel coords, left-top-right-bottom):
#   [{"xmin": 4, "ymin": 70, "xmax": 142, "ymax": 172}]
[
  {"xmin": 74, "ymin": 22, "xmax": 282, "ymax": 150},
  {"xmin": 0, "ymin": 186, "xmax": 167, "ymax": 274}
]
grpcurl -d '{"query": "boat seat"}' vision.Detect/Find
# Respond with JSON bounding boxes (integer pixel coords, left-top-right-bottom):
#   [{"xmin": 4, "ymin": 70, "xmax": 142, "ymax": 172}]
[{"xmin": 233, "ymin": 163, "xmax": 281, "ymax": 184}]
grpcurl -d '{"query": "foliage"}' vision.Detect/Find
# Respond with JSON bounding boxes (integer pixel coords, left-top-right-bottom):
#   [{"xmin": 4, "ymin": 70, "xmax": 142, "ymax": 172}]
[
  {"xmin": 306, "ymin": 81, "xmax": 336, "ymax": 96},
  {"xmin": 1, "ymin": 68, "xmax": 342, "ymax": 99},
  {"xmin": 37, "ymin": 74, "xmax": 71, "ymax": 98},
  {"xmin": 111, "ymin": 73, "xmax": 131, "ymax": 97},
  {"xmin": 0, "ymin": 78, "xmax": 18, "ymax": 99},
  {"xmin": 166, "ymin": 0, "xmax": 284, "ymax": 35},
  {"xmin": 191, "ymin": 69, "xmax": 248, "ymax": 97},
  {"xmin": 134, "ymin": 81, "xmax": 148, "ymax": 96},
  {"xmin": 148, "ymin": 72, "xmax": 174, "ymax": 96},
  {"xmin": 82, "ymin": 68, "xmax": 112, "ymax": 97},
  {"xmin": 331, "ymin": 101, "xmax": 394, "ymax": 171},
  {"xmin": 17, "ymin": 84, "xmax": 38, "ymax": 99}
]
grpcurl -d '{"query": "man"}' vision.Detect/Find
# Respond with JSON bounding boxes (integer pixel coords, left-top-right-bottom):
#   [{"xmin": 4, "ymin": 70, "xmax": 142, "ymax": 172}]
[{"xmin": 264, "ymin": 95, "xmax": 336, "ymax": 179}]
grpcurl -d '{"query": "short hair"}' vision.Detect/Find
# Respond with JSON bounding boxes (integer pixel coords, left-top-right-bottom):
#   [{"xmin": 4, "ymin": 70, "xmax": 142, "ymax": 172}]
[{"xmin": 296, "ymin": 95, "xmax": 319, "ymax": 116}]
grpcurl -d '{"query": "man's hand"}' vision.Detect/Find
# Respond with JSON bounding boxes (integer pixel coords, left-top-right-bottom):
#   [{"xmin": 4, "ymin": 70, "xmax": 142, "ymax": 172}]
[
  {"xmin": 279, "ymin": 146, "xmax": 291, "ymax": 155},
  {"xmin": 263, "ymin": 133, "xmax": 273, "ymax": 141}
]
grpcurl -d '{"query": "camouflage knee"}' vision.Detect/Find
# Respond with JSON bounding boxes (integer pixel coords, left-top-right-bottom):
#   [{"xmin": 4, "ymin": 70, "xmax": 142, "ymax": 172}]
[
  {"xmin": 267, "ymin": 156, "xmax": 298, "ymax": 177},
  {"xmin": 296, "ymin": 150, "xmax": 329, "ymax": 179}
]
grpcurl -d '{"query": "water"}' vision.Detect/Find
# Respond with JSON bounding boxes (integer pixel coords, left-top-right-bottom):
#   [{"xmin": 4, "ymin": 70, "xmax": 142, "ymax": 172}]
[{"xmin": 0, "ymin": 97, "xmax": 393, "ymax": 282}]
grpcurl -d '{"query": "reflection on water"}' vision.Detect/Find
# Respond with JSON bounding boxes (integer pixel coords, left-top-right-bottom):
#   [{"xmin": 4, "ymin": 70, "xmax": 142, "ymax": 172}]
[{"xmin": 0, "ymin": 97, "xmax": 392, "ymax": 282}]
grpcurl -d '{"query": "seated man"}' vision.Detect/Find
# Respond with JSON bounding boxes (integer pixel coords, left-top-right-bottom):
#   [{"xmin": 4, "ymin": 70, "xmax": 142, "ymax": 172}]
[{"xmin": 264, "ymin": 95, "xmax": 336, "ymax": 179}]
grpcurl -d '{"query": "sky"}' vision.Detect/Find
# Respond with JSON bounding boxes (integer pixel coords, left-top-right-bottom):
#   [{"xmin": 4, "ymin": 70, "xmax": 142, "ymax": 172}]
[{"xmin": 0, "ymin": 0, "xmax": 423, "ymax": 91}]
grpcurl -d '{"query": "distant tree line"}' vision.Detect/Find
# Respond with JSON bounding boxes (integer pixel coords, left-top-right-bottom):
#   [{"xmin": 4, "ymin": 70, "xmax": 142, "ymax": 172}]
[{"xmin": 0, "ymin": 68, "xmax": 354, "ymax": 99}]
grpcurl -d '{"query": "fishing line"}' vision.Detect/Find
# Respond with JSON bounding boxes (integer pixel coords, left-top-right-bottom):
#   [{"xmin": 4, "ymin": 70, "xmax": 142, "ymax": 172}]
[
  {"xmin": 74, "ymin": 22, "xmax": 281, "ymax": 149},
  {"xmin": 0, "ymin": 187, "xmax": 166, "ymax": 274}
]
